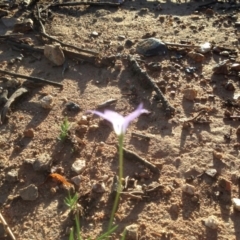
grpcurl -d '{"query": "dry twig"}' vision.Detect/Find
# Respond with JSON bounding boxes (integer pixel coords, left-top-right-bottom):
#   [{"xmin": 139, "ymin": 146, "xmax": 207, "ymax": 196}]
[{"xmin": 0, "ymin": 212, "xmax": 16, "ymax": 240}]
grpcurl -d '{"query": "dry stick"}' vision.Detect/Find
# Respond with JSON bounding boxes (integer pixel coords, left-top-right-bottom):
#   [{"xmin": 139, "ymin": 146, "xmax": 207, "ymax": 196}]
[
  {"xmin": 0, "ymin": 212, "xmax": 16, "ymax": 240},
  {"xmin": 50, "ymin": 1, "xmax": 121, "ymax": 7},
  {"xmin": 0, "ymin": 69, "xmax": 63, "ymax": 87},
  {"xmin": 36, "ymin": 5, "xmax": 98, "ymax": 56},
  {"xmin": 131, "ymin": 132, "xmax": 150, "ymax": 141},
  {"xmin": 128, "ymin": 55, "xmax": 175, "ymax": 116},
  {"xmin": 5, "ymin": 40, "xmax": 98, "ymax": 65},
  {"xmin": 1, "ymin": 87, "xmax": 28, "ymax": 124},
  {"xmin": 122, "ymin": 147, "xmax": 160, "ymax": 174}
]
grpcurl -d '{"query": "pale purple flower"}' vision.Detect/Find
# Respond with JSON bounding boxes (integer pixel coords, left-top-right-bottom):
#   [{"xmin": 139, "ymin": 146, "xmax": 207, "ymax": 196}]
[{"xmin": 88, "ymin": 103, "xmax": 148, "ymax": 135}]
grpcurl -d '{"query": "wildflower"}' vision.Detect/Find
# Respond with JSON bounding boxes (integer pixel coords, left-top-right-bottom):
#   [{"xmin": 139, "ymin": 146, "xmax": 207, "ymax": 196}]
[{"xmin": 88, "ymin": 103, "xmax": 148, "ymax": 136}]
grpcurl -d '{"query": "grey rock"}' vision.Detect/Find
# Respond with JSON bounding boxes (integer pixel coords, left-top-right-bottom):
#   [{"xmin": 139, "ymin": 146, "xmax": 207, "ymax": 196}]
[
  {"xmin": 66, "ymin": 101, "xmax": 81, "ymax": 112},
  {"xmin": 1, "ymin": 17, "xmax": 19, "ymax": 28},
  {"xmin": 71, "ymin": 175, "xmax": 81, "ymax": 186},
  {"xmin": 125, "ymin": 224, "xmax": 138, "ymax": 240},
  {"xmin": 33, "ymin": 153, "xmax": 52, "ymax": 172},
  {"xmin": 136, "ymin": 38, "xmax": 168, "ymax": 56},
  {"xmin": 20, "ymin": 184, "xmax": 38, "ymax": 201},
  {"xmin": 6, "ymin": 169, "xmax": 18, "ymax": 182}
]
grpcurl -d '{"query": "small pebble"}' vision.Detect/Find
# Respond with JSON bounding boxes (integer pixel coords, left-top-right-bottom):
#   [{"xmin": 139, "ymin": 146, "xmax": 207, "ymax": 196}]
[
  {"xmin": 71, "ymin": 175, "xmax": 81, "ymax": 186},
  {"xmin": 92, "ymin": 181, "xmax": 106, "ymax": 193},
  {"xmin": 232, "ymin": 198, "xmax": 240, "ymax": 211},
  {"xmin": 71, "ymin": 159, "xmax": 86, "ymax": 174},
  {"xmin": 118, "ymin": 35, "xmax": 125, "ymax": 40},
  {"xmin": 39, "ymin": 95, "xmax": 54, "ymax": 109},
  {"xmin": 66, "ymin": 102, "xmax": 81, "ymax": 112},
  {"xmin": 204, "ymin": 215, "xmax": 218, "ymax": 229},
  {"xmin": 182, "ymin": 88, "xmax": 198, "ymax": 101},
  {"xmin": 91, "ymin": 31, "xmax": 98, "ymax": 37},
  {"xmin": 6, "ymin": 169, "xmax": 18, "ymax": 182},
  {"xmin": 23, "ymin": 128, "xmax": 34, "ymax": 138},
  {"xmin": 33, "ymin": 153, "xmax": 52, "ymax": 172},
  {"xmin": 125, "ymin": 224, "xmax": 138, "ymax": 240},
  {"xmin": 205, "ymin": 168, "xmax": 217, "ymax": 178},
  {"xmin": 182, "ymin": 183, "xmax": 195, "ymax": 195},
  {"xmin": 19, "ymin": 184, "xmax": 38, "ymax": 201},
  {"xmin": 78, "ymin": 115, "xmax": 88, "ymax": 125}
]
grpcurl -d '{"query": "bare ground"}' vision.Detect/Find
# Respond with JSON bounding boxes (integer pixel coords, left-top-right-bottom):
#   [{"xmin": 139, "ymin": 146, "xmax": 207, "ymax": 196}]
[{"xmin": 1, "ymin": 0, "xmax": 240, "ymax": 239}]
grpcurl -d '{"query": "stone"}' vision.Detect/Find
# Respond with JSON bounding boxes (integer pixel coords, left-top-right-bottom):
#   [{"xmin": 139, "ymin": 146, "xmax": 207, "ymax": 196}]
[
  {"xmin": 230, "ymin": 63, "xmax": 240, "ymax": 71},
  {"xmin": 6, "ymin": 169, "xmax": 18, "ymax": 182},
  {"xmin": 182, "ymin": 183, "xmax": 195, "ymax": 195},
  {"xmin": 136, "ymin": 38, "xmax": 168, "ymax": 56},
  {"xmin": 19, "ymin": 184, "xmax": 38, "ymax": 201},
  {"xmin": 71, "ymin": 159, "xmax": 86, "ymax": 174},
  {"xmin": 205, "ymin": 168, "xmax": 217, "ymax": 178},
  {"xmin": 91, "ymin": 31, "xmax": 98, "ymax": 37},
  {"xmin": 66, "ymin": 102, "xmax": 81, "ymax": 112},
  {"xmin": 235, "ymin": 22, "xmax": 240, "ymax": 27},
  {"xmin": 197, "ymin": 42, "xmax": 211, "ymax": 54},
  {"xmin": 1, "ymin": 17, "xmax": 19, "ymax": 28},
  {"xmin": 33, "ymin": 153, "xmax": 52, "ymax": 172},
  {"xmin": 218, "ymin": 177, "xmax": 231, "ymax": 191},
  {"xmin": 182, "ymin": 88, "xmax": 197, "ymax": 101},
  {"xmin": 212, "ymin": 60, "xmax": 229, "ymax": 74},
  {"xmin": 232, "ymin": 198, "xmax": 240, "ymax": 211},
  {"xmin": 125, "ymin": 224, "xmax": 138, "ymax": 240},
  {"xmin": 92, "ymin": 181, "xmax": 106, "ymax": 193},
  {"xmin": 220, "ymin": 51, "xmax": 229, "ymax": 57},
  {"xmin": 204, "ymin": 215, "xmax": 218, "ymax": 229},
  {"xmin": 118, "ymin": 35, "xmax": 125, "ymax": 40},
  {"xmin": 44, "ymin": 44, "xmax": 65, "ymax": 66},
  {"xmin": 23, "ymin": 128, "xmax": 34, "ymax": 138},
  {"xmin": 39, "ymin": 95, "xmax": 54, "ymax": 109},
  {"xmin": 187, "ymin": 51, "xmax": 205, "ymax": 62},
  {"xmin": 125, "ymin": 39, "xmax": 134, "ymax": 48},
  {"xmin": 78, "ymin": 115, "xmax": 88, "ymax": 125},
  {"xmin": 13, "ymin": 18, "xmax": 33, "ymax": 33},
  {"xmin": 71, "ymin": 175, "xmax": 81, "ymax": 186}
]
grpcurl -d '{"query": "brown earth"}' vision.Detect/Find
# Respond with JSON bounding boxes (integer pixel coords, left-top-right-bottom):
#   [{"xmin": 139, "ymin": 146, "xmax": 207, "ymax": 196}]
[{"xmin": 1, "ymin": 0, "xmax": 240, "ymax": 239}]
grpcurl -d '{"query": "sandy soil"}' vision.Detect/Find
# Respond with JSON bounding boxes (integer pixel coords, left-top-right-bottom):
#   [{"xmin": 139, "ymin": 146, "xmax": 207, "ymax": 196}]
[{"xmin": 1, "ymin": 0, "xmax": 240, "ymax": 239}]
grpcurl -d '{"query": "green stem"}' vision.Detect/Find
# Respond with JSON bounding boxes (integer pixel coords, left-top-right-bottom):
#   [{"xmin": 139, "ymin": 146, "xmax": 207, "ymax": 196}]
[{"xmin": 108, "ymin": 134, "xmax": 124, "ymax": 231}]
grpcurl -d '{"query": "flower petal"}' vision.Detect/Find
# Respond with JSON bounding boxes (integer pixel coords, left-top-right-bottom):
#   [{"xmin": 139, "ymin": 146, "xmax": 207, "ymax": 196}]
[
  {"xmin": 88, "ymin": 110, "xmax": 125, "ymax": 135},
  {"xmin": 122, "ymin": 103, "xmax": 148, "ymax": 133}
]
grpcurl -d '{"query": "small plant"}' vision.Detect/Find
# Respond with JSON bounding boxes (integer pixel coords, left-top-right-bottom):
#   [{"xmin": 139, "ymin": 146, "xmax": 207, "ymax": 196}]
[
  {"xmin": 59, "ymin": 117, "xmax": 70, "ymax": 141},
  {"xmin": 64, "ymin": 103, "xmax": 147, "ymax": 239},
  {"xmin": 64, "ymin": 192, "xmax": 118, "ymax": 240}
]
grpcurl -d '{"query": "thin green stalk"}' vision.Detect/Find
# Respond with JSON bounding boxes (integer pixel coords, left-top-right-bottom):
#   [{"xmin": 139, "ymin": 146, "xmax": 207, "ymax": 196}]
[
  {"xmin": 108, "ymin": 134, "xmax": 124, "ymax": 231},
  {"xmin": 75, "ymin": 213, "xmax": 81, "ymax": 240}
]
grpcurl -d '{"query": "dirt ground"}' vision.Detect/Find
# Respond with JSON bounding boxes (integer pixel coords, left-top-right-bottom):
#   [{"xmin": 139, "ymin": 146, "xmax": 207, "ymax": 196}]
[{"xmin": 1, "ymin": 0, "xmax": 240, "ymax": 239}]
